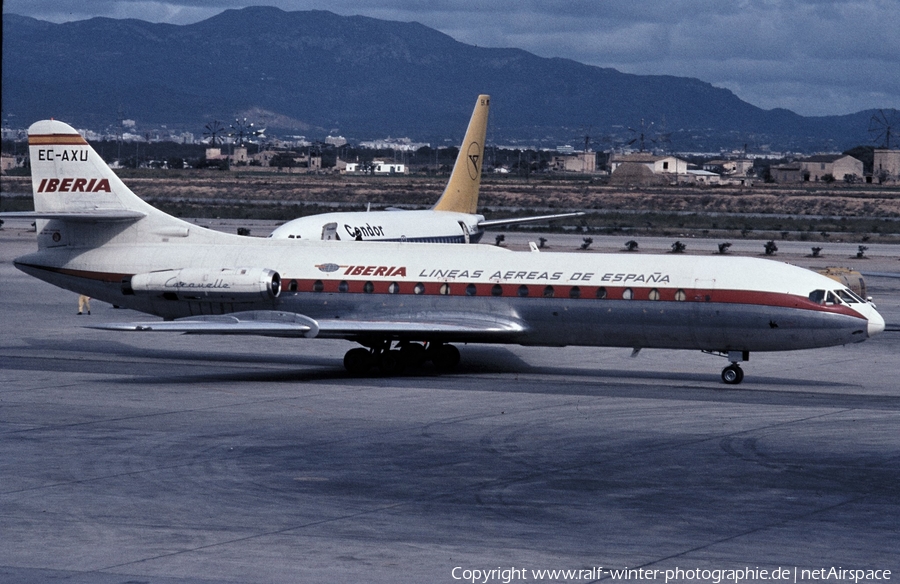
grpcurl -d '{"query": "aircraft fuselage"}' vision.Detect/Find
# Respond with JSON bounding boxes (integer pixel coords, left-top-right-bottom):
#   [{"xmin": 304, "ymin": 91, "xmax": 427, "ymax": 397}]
[{"xmin": 15, "ymin": 237, "xmax": 880, "ymax": 354}]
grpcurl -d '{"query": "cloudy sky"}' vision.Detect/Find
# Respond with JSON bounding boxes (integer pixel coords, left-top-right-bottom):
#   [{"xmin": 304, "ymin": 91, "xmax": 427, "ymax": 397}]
[{"xmin": 5, "ymin": 0, "xmax": 898, "ymax": 117}]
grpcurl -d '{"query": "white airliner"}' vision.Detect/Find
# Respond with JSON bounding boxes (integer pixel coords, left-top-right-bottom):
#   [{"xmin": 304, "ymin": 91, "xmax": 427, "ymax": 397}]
[
  {"xmin": 268, "ymin": 95, "xmax": 583, "ymax": 243},
  {"xmin": 1, "ymin": 112, "xmax": 885, "ymax": 384}
]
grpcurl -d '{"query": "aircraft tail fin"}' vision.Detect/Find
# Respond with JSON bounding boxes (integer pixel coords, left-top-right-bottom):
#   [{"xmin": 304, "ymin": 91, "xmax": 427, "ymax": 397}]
[
  {"xmin": 24, "ymin": 120, "xmax": 195, "ymax": 248},
  {"xmin": 431, "ymin": 95, "xmax": 490, "ymax": 214},
  {"xmin": 29, "ymin": 120, "xmax": 154, "ymax": 215}
]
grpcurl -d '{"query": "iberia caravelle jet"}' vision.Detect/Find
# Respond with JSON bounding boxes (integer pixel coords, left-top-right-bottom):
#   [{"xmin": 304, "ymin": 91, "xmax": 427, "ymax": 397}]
[
  {"xmin": 2, "ymin": 111, "xmax": 886, "ymax": 385},
  {"xmin": 268, "ymin": 95, "xmax": 583, "ymax": 243}
]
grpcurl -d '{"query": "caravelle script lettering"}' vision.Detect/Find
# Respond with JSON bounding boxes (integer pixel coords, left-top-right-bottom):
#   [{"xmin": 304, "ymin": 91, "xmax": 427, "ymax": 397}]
[{"xmin": 164, "ymin": 277, "xmax": 231, "ymax": 289}]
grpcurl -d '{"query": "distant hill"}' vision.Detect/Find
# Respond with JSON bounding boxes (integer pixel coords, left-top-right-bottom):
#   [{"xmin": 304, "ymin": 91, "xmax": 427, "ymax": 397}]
[{"xmin": 0, "ymin": 8, "xmax": 884, "ymax": 152}]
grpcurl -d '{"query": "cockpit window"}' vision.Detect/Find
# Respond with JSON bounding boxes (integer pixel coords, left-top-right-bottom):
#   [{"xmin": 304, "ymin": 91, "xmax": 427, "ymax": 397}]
[
  {"xmin": 834, "ymin": 289, "xmax": 858, "ymax": 304},
  {"xmin": 809, "ymin": 289, "xmax": 862, "ymax": 306},
  {"xmin": 844, "ymin": 289, "xmax": 866, "ymax": 303}
]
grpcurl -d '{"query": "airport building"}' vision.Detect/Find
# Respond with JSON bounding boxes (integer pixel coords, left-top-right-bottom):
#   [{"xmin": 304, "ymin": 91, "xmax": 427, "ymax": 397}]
[{"xmin": 873, "ymin": 149, "xmax": 900, "ymax": 183}]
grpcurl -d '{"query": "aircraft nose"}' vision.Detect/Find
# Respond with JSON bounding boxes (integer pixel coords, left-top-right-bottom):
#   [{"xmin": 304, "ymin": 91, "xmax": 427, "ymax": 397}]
[{"xmin": 867, "ymin": 307, "xmax": 886, "ymax": 337}]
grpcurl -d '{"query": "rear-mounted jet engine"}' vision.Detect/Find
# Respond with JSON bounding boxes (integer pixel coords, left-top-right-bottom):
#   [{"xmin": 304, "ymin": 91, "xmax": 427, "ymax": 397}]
[{"xmin": 123, "ymin": 267, "xmax": 281, "ymax": 302}]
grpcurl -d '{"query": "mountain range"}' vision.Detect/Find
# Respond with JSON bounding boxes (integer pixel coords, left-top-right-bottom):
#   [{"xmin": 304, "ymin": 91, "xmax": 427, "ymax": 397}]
[{"xmin": 1, "ymin": 7, "xmax": 886, "ymax": 153}]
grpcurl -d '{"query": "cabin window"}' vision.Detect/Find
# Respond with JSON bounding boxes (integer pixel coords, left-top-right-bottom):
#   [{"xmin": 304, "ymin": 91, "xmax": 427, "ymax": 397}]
[
  {"xmin": 622, "ymin": 288, "xmax": 633, "ymax": 300},
  {"xmin": 675, "ymin": 289, "xmax": 686, "ymax": 301},
  {"xmin": 414, "ymin": 283, "xmax": 425, "ymax": 295},
  {"xmin": 439, "ymin": 283, "xmax": 450, "ymax": 295},
  {"xmin": 465, "ymin": 283, "xmax": 477, "ymax": 296},
  {"xmin": 569, "ymin": 286, "xmax": 581, "ymax": 299},
  {"xmin": 517, "ymin": 285, "xmax": 529, "ymax": 297},
  {"xmin": 648, "ymin": 288, "xmax": 660, "ymax": 301},
  {"xmin": 338, "ymin": 280, "xmax": 349, "ymax": 293},
  {"xmin": 363, "ymin": 281, "xmax": 374, "ymax": 294},
  {"xmin": 596, "ymin": 287, "xmax": 607, "ymax": 299},
  {"xmin": 543, "ymin": 285, "xmax": 554, "ymax": 298},
  {"xmin": 388, "ymin": 282, "xmax": 399, "ymax": 294},
  {"xmin": 289, "ymin": 279, "xmax": 298, "ymax": 292},
  {"xmin": 491, "ymin": 284, "xmax": 503, "ymax": 297},
  {"xmin": 313, "ymin": 280, "xmax": 324, "ymax": 293}
]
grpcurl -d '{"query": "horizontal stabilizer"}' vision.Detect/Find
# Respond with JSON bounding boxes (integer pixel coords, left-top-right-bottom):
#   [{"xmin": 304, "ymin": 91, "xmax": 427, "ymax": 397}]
[
  {"xmin": 478, "ymin": 211, "xmax": 585, "ymax": 228},
  {"xmin": 0, "ymin": 210, "xmax": 146, "ymax": 222}
]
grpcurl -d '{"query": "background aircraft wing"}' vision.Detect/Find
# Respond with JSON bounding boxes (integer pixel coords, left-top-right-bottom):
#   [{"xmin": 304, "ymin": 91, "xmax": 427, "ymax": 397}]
[
  {"xmin": 87, "ymin": 310, "xmax": 526, "ymax": 341},
  {"xmin": 478, "ymin": 211, "xmax": 584, "ymax": 228}
]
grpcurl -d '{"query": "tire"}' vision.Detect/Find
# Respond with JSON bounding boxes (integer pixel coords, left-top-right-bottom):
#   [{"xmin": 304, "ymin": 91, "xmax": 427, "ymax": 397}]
[
  {"xmin": 378, "ymin": 350, "xmax": 405, "ymax": 376},
  {"xmin": 399, "ymin": 343, "xmax": 428, "ymax": 367},
  {"xmin": 430, "ymin": 344, "xmax": 460, "ymax": 372},
  {"xmin": 344, "ymin": 348, "xmax": 373, "ymax": 376},
  {"xmin": 721, "ymin": 365, "xmax": 743, "ymax": 385}
]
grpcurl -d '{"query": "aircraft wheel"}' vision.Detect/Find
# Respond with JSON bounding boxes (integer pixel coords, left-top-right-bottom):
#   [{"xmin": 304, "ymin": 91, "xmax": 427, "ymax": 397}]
[
  {"xmin": 344, "ymin": 348, "xmax": 373, "ymax": 376},
  {"xmin": 399, "ymin": 342, "xmax": 428, "ymax": 367},
  {"xmin": 378, "ymin": 350, "xmax": 405, "ymax": 376},
  {"xmin": 721, "ymin": 364, "xmax": 744, "ymax": 385},
  {"xmin": 430, "ymin": 343, "xmax": 460, "ymax": 372}
]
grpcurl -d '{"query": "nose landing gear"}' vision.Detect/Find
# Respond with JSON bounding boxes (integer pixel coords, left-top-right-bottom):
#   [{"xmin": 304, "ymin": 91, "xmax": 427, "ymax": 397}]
[
  {"xmin": 705, "ymin": 350, "xmax": 749, "ymax": 385},
  {"xmin": 721, "ymin": 363, "xmax": 744, "ymax": 385}
]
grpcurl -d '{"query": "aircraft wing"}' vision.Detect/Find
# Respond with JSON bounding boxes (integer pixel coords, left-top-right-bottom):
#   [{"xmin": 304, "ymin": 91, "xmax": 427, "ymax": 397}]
[
  {"xmin": 87, "ymin": 310, "xmax": 526, "ymax": 341},
  {"xmin": 478, "ymin": 211, "xmax": 584, "ymax": 228},
  {"xmin": 88, "ymin": 311, "xmax": 320, "ymax": 337},
  {"xmin": 315, "ymin": 313, "xmax": 526, "ymax": 340},
  {"xmin": 0, "ymin": 210, "xmax": 147, "ymax": 222}
]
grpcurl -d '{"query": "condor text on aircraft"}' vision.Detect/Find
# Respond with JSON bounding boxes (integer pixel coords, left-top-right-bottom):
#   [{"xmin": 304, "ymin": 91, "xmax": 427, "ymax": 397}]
[
  {"xmin": 268, "ymin": 95, "xmax": 583, "ymax": 243},
  {"xmin": 1, "ymin": 116, "xmax": 885, "ymax": 385}
]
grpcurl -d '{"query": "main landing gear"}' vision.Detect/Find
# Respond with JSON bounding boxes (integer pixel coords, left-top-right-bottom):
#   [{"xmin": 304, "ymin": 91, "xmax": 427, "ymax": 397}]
[
  {"xmin": 705, "ymin": 350, "xmax": 749, "ymax": 385},
  {"xmin": 343, "ymin": 341, "xmax": 460, "ymax": 376}
]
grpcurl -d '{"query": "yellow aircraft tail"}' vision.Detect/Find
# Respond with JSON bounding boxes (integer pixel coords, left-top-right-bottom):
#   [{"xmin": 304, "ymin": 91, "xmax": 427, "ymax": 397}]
[{"xmin": 431, "ymin": 95, "xmax": 490, "ymax": 214}]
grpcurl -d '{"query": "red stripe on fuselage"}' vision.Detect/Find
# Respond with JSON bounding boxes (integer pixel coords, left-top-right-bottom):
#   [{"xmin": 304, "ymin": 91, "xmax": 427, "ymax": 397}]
[
  {"xmin": 277, "ymin": 277, "xmax": 864, "ymax": 319},
  {"xmin": 15, "ymin": 263, "xmax": 131, "ymax": 284},
  {"xmin": 16, "ymin": 264, "xmax": 866, "ymax": 320}
]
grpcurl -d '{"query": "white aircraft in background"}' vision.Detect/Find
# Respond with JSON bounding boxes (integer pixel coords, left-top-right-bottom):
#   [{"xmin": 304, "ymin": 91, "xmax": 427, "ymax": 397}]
[
  {"xmin": 268, "ymin": 95, "xmax": 583, "ymax": 243},
  {"xmin": 1, "ymin": 107, "xmax": 885, "ymax": 384}
]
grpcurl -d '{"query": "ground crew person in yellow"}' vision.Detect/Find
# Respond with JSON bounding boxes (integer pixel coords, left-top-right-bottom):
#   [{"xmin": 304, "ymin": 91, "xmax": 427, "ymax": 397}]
[{"xmin": 77, "ymin": 295, "xmax": 91, "ymax": 315}]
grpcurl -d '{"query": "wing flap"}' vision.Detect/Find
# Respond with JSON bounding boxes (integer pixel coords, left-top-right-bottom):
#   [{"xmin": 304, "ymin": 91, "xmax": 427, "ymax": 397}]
[
  {"xmin": 86, "ymin": 310, "xmax": 525, "ymax": 340},
  {"xmin": 87, "ymin": 311, "xmax": 319, "ymax": 337}
]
